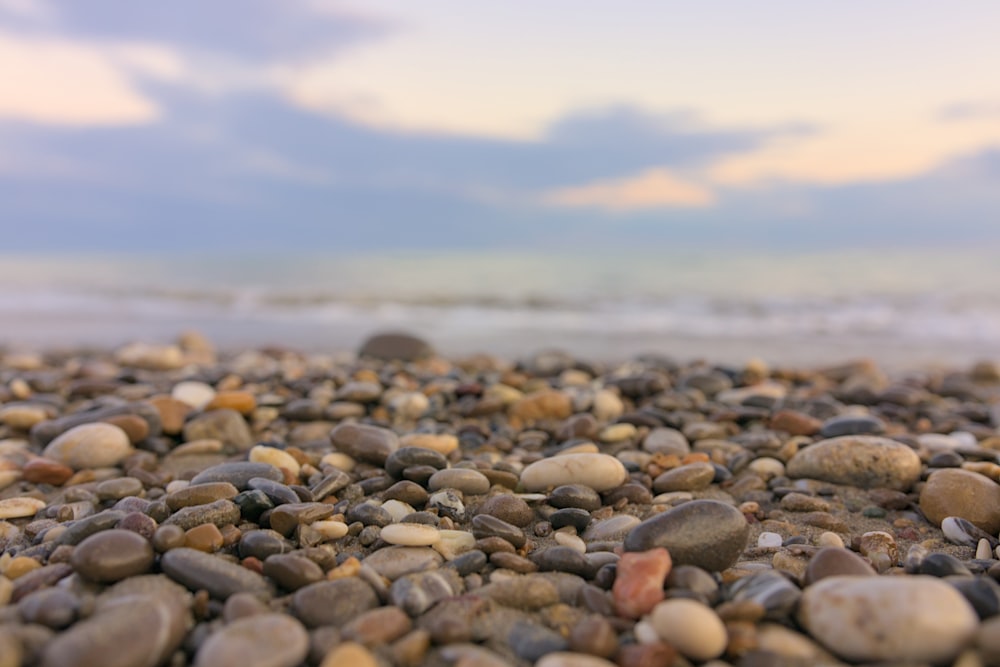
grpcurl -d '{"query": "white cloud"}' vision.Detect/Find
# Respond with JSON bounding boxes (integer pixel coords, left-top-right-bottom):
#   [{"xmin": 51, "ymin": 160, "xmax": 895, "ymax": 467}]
[{"xmin": 0, "ymin": 32, "xmax": 161, "ymax": 125}]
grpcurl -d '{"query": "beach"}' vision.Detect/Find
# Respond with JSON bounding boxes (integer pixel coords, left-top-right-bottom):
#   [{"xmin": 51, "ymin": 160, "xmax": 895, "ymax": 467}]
[{"xmin": 2, "ymin": 330, "xmax": 1000, "ymax": 666}]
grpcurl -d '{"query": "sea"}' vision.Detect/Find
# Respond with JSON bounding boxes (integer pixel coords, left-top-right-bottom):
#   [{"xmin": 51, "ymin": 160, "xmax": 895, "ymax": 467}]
[{"xmin": 2, "ymin": 248, "xmax": 998, "ymax": 369}]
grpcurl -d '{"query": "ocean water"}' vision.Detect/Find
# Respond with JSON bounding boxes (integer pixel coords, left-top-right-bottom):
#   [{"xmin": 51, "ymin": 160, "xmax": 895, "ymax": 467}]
[{"xmin": 1, "ymin": 249, "xmax": 998, "ymax": 368}]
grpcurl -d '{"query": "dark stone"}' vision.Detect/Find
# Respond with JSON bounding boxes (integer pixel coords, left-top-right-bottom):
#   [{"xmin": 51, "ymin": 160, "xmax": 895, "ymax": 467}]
[
  {"xmin": 624, "ymin": 499, "xmax": 749, "ymax": 571},
  {"xmin": 358, "ymin": 332, "xmax": 434, "ymax": 361}
]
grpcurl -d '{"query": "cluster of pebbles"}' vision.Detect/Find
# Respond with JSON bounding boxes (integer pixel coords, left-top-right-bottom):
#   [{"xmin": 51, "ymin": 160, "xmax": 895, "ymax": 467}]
[{"xmin": 2, "ymin": 331, "xmax": 1000, "ymax": 667}]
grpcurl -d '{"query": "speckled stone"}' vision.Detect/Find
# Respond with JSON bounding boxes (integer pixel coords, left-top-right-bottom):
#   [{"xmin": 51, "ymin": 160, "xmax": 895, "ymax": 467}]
[
  {"xmin": 786, "ymin": 435, "xmax": 921, "ymax": 491},
  {"xmin": 624, "ymin": 500, "xmax": 749, "ymax": 571},
  {"xmin": 798, "ymin": 575, "xmax": 978, "ymax": 663},
  {"xmin": 919, "ymin": 468, "xmax": 1000, "ymax": 533},
  {"xmin": 190, "ymin": 462, "xmax": 283, "ymax": 490},
  {"xmin": 476, "ymin": 494, "xmax": 534, "ymax": 527},
  {"xmin": 183, "ymin": 409, "xmax": 253, "ymax": 451},
  {"xmin": 42, "ymin": 423, "xmax": 133, "ymax": 470}
]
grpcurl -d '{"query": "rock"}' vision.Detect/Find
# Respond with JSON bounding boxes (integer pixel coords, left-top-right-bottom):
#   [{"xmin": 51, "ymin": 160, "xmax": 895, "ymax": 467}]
[
  {"xmin": 476, "ymin": 494, "xmax": 534, "ymax": 527},
  {"xmin": 568, "ymin": 615, "xmax": 618, "ymax": 659},
  {"xmin": 205, "ymin": 391, "xmax": 257, "ymax": 415},
  {"xmin": 42, "ymin": 423, "xmax": 133, "ymax": 470},
  {"xmin": 482, "ymin": 575, "xmax": 560, "ymax": 610},
  {"xmin": 920, "ymin": 468, "xmax": 1000, "ymax": 533},
  {"xmin": 319, "ymin": 642, "xmax": 379, "ymax": 667},
  {"xmin": 364, "ymin": 546, "xmax": 443, "ymax": 580},
  {"xmin": 342, "ymin": 606, "xmax": 413, "ymax": 645},
  {"xmin": 648, "ymin": 598, "xmax": 727, "ymax": 661},
  {"xmin": 381, "ymin": 523, "xmax": 442, "ymax": 547},
  {"xmin": 389, "ymin": 569, "xmax": 461, "ymax": 616},
  {"xmin": 769, "ymin": 410, "xmax": 822, "ymax": 436},
  {"xmin": 267, "ymin": 502, "xmax": 335, "ymax": 537},
  {"xmin": 262, "ymin": 554, "xmax": 323, "ymax": 591},
  {"xmin": 652, "ymin": 462, "xmax": 715, "ymax": 493},
  {"xmin": 21, "ymin": 458, "xmax": 74, "ymax": 485},
  {"xmin": 819, "ymin": 414, "xmax": 885, "ymax": 438},
  {"xmin": 292, "ymin": 578, "xmax": 379, "ymax": 627},
  {"xmin": 0, "ymin": 496, "xmax": 45, "ymax": 519},
  {"xmin": 71, "ymin": 529, "xmax": 155, "ymax": 583},
  {"xmin": 329, "ymin": 423, "xmax": 399, "ymax": 465},
  {"xmin": 798, "ymin": 575, "xmax": 978, "ymax": 663},
  {"xmin": 161, "ymin": 548, "xmax": 270, "ymax": 600},
  {"xmin": 786, "ymin": 435, "xmax": 921, "ymax": 491},
  {"xmin": 510, "ymin": 390, "xmax": 573, "ymax": 422},
  {"xmin": 39, "ymin": 593, "xmax": 190, "ymax": 667},
  {"xmin": 612, "ymin": 548, "xmax": 671, "ymax": 618},
  {"xmin": 164, "ymin": 482, "xmax": 239, "ymax": 511},
  {"xmin": 164, "ymin": 499, "xmax": 241, "ymax": 531},
  {"xmin": 803, "ymin": 547, "xmax": 876, "ymax": 585},
  {"xmin": 171, "ymin": 381, "xmax": 217, "ymax": 409},
  {"xmin": 358, "ymin": 332, "xmax": 433, "ymax": 361},
  {"xmin": 624, "ymin": 500, "xmax": 748, "ymax": 571},
  {"xmin": 428, "ymin": 468, "xmax": 491, "ymax": 495},
  {"xmin": 399, "ymin": 433, "xmax": 459, "ymax": 455},
  {"xmin": 183, "ymin": 409, "xmax": 253, "ymax": 451},
  {"xmin": 190, "ymin": 462, "xmax": 283, "ymax": 490},
  {"xmin": 194, "ymin": 613, "xmax": 308, "ymax": 667},
  {"xmin": 520, "ymin": 453, "xmax": 627, "ymax": 492},
  {"xmin": 508, "ymin": 620, "xmax": 569, "ymax": 662},
  {"xmin": 248, "ymin": 445, "xmax": 301, "ymax": 476}
]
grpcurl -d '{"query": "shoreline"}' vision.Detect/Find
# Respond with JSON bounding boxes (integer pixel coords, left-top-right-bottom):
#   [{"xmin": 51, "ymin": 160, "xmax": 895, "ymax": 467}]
[{"xmin": 2, "ymin": 332, "xmax": 1000, "ymax": 665}]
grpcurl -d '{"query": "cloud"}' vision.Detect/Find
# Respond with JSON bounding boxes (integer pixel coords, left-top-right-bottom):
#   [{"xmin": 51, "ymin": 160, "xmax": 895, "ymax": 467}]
[
  {"xmin": 0, "ymin": 32, "xmax": 160, "ymax": 125},
  {"xmin": 939, "ymin": 100, "xmax": 1000, "ymax": 121},
  {"xmin": 544, "ymin": 168, "xmax": 714, "ymax": 210}
]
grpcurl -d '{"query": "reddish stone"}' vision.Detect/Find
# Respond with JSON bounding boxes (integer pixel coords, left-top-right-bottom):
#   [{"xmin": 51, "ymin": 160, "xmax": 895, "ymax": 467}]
[
  {"xmin": 612, "ymin": 547, "xmax": 672, "ymax": 619},
  {"xmin": 616, "ymin": 642, "xmax": 677, "ymax": 667},
  {"xmin": 769, "ymin": 410, "xmax": 822, "ymax": 436},
  {"xmin": 22, "ymin": 458, "xmax": 74, "ymax": 486}
]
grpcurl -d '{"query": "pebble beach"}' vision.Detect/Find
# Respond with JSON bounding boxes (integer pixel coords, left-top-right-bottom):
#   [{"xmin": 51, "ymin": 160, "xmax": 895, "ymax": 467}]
[{"xmin": 2, "ymin": 330, "xmax": 1000, "ymax": 667}]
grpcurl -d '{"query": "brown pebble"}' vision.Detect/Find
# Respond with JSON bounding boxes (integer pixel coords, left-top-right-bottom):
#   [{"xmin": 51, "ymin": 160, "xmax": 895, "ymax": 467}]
[
  {"xmin": 569, "ymin": 615, "xmax": 618, "ymax": 658},
  {"xmin": 101, "ymin": 414, "xmax": 150, "ymax": 444},
  {"xmin": 617, "ymin": 642, "xmax": 677, "ymax": 667},
  {"xmin": 342, "ymin": 606, "xmax": 413, "ymax": 645},
  {"xmin": 206, "ymin": 390, "xmax": 257, "ymax": 415},
  {"xmin": 152, "ymin": 524, "xmax": 187, "ymax": 553},
  {"xmin": 149, "ymin": 396, "xmax": 192, "ymax": 435},
  {"xmin": 184, "ymin": 523, "xmax": 225, "ymax": 552},
  {"xmin": 391, "ymin": 629, "xmax": 432, "ymax": 667},
  {"xmin": 320, "ymin": 641, "xmax": 378, "ymax": 667},
  {"xmin": 22, "ymin": 458, "xmax": 74, "ymax": 486}
]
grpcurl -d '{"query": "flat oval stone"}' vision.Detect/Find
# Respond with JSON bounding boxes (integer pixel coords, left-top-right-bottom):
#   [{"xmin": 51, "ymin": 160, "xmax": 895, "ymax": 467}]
[
  {"xmin": 819, "ymin": 414, "xmax": 885, "ymax": 438},
  {"xmin": 549, "ymin": 484, "xmax": 603, "ymax": 511},
  {"xmin": 803, "ymin": 547, "xmax": 876, "ymax": 585},
  {"xmin": 363, "ymin": 546, "xmax": 443, "ymax": 580},
  {"xmin": 292, "ymin": 578, "xmax": 379, "ymax": 627},
  {"xmin": 161, "ymin": 547, "xmax": 271, "ymax": 599},
  {"xmin": 785, "ymin": 436, "xmax": 921, "ymax": 491},
  {"xmin": 798, "ymin": 575, "xmax": 978, "ymax": 663},
  {"xmin": 358, "ymin": 332, "xmax": 433, "ymax": 361},
  {"xmin": 190, "ymin": 462, "xmax": 283, "ymax": 490},
  {"xmin": 428, "ymin": 468, "xmax": 491, "ymax": 495},
  {"xmin": 381, "ymin": 523, "xmax": 442, "ymax": 546},
  {"xmin": 471, "ymin": 514, "xmax": 526, "ymax": 548},
  {"xmin": 520, "ymin": 454, "xmax": 627, "ymax": 493},
  {"xmin": 42, "ymin": 423, "xmax": 133, "ymax": 470},
  {"xmin": 0, "ymin": 496, "xmax": 46, "ymax": 519},
  {"xmin": 920, "ymin": 468, "xmax": 1000, "ymax": 534},
  {"xmin": 624, "ymin": 500, "xmax": 749, "ymax": 572},
  {"xmin": 330, "ymin": 423, "xmax": 399, "ymax": 465},
  {"xmin": 163, "ymin": 499, "xmax": 241, "ymax": 531},
  {"xmin": 262, "ymin": 554, "xmax": 324, "ymax": 591},
  {"xmin": 71, "ymin": 529, "xmax": 154, "ymax": 583},
  {"xmin": 39, "ymin": 593, "xmax": 190, "ymax": 667},
  {"xmin": 164, "ymin": 482, "xmax": 240, "ymax": 510},
  {"xmin": 194, "ymin": 613, "xmax": 308, "ymax": 667},
  {"xmin": 652, "ymin": 462, "xmax": 715, "ymax": 493},
  {"xmin": 268, "ymin": 502, "xmax": 335, "ymax": 537}
]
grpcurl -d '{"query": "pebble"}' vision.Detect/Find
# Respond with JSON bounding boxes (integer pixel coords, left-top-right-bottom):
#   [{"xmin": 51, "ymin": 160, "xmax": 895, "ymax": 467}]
[
  {"xmin": 786, "ymin": 435, "xmax": 921, "ymax": 491},
  {"xmin": 172, "ymin": 380, "xmax": 217, "ymax": 408},
  {"xmin": 363, "ymin": 546, "xmax": 443, "ymax": 580},
  {"xmin": 649, "ymin": 598, "xmax": 727, "ymax": 661},
  {"xmin": 183, "ymin": 409, "xmax": 253, "ymax": 451},
  {"xmin": 798, "ymin": 575, "xmax": 979, "ymax": 663},
  {"xmin": 329, "ymin": 422, "xmax": 400, "ymax": 465},
  {"xmin": 342, "ymin": 605, "xmax": 413, "ymax": 645},
  {"xmin": 42, "ymin": 423, "xmax": 133, "ymax": 470},
  {"xmin": 358, "ymin": 332, "xmax": 433, "ymax": 361},
  {"xmin": 248, "ymin": 445, "xmax": 301, "ymax": 476},
  {"xmin": 70, "ymin": 529, "xmax": 155, "ymax": 582},
  {"xmin": 920, "ymin": 468, "xmax": 1000, "ymax": 533},
  {"xmin": 803, "ymin": 547, "xmax": 876, "ymax": 585},
  {"xmin": 190, "ymin": 462, "xmax": 283, "ymax": 489},
  {"xmin": 624, "ymin": 500, "xmax": 749, "ymax": 571},
  {"xmin": 39, "ymin": 593, "xmax": 189, "ymax": 667},
  {"xmin": 612, "ymin": 547, "xmax": 671, "ymax": 618},
  {"xmin": 652, "ymin": 461, "xmax": 715, "ymax": 493},
  {"xmin": 428, "ymin": 468, "xmax": 490, "ymax": 494},
  {"xmin": 381, "ymin": 523, "xmax": 442, "ymax": 546},
  {"xmin": 194, "ymin": 613, "xmax": 309, "ymax": 667},
  {"xmin": 476, "ymin": 494, "xmax": 534, "ymax": 527},
  {"xmin": 520, "ymin": 453, "xmax": 627, "ymax": 492},
  {"xmin": 0, "ymin": 496, "xmax": 45, "ymax": 519},
  {"xmin": 819, "ymin": 414, "xmax": 885, "ymax": 438},
  {"xmin": 399, "ymin": 432, "xmax": 458, "ymax": 455},
  {"xmin": 161, "ymin": 547, "xmax": 270, "ymax": 599},
  {"xmin": 292, "ymin": 578, "xmax": 379, "ymax": 627}
]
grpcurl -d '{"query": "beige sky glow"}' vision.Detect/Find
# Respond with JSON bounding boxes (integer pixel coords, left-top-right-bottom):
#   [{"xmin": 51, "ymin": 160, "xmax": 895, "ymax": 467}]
[{"xmin": 545, "ymin": 168, "xmax": 713, "ymax": 211}]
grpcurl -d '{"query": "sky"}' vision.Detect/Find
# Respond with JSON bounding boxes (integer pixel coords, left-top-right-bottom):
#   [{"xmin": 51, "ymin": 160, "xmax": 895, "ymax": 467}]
[{"xmin": 1, "ymin": 0, "xmax": 999, "ymax": 253}]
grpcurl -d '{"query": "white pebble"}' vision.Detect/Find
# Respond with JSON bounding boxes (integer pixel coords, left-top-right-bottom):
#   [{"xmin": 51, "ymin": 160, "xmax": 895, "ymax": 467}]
[
  {"xmin": 433, "ymin": 530, "xmax": 476, "ymax": 560},
  {"xmin": 312, "ymin": 521, "xmax": 349, "ymax": 540},
  {"xmin": 554, "ymin": 530, "xmax": 587, "ymax": 553},
  {"xmin": 649, "ymin": 598, "xmax": 727, "ymax": 660},
  {"xmin": 757, "ymin": 532, "xmax": 783, "ymax": 549},
  {"xmin": 978, "ymin": 539, "xmax": 994, "ymax": 560},
  {"xmin": 519, "ymin": 453, "xmax": 627, "ymax": 492},
  {"xmin": 380, "ymin": 523, "xmax": 441, "ymax": 547},
  {"xmin": 817, "ymin": 532, "xmax": 845, "ymax": 548},
  {"xmin": 633, "ymin": 619, "xmax": 661, "ymax": 645},
  {"xmin": 381, "ymin": 500, "xmax": 416, "ymax": 523},
  {"xmin": 171, "ymin": 381, "xmax": 216, "ymax": 409},
  {"xmin": 249, "ymin": 445, "xmax": 300, "ymax": 476},
  {"xmin": 0, "ymin": 497, "xmax": 45, "ymax": 519},
  {"xmin": 320, "ymin": 452, "xmax": 356, "ymax": 472}
]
